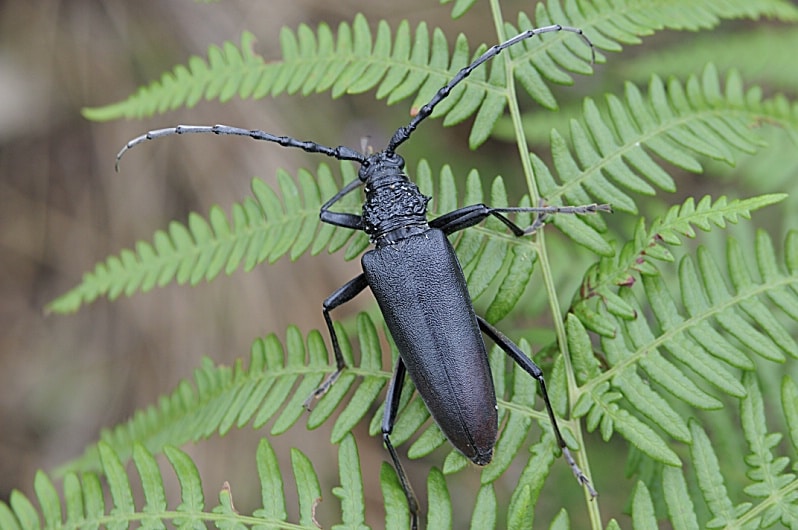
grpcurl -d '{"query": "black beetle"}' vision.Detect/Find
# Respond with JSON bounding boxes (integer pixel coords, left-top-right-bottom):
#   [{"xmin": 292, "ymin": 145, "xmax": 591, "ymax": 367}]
[{"xmin": 117, "ymin": 24, "xmax": 608, "ymax": 529}]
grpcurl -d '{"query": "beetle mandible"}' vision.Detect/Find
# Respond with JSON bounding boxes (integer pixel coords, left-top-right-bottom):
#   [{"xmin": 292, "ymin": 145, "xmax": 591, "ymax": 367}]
[{"xmin": 117, "ymin": 23, "xmax": 609, "ymax": 529}]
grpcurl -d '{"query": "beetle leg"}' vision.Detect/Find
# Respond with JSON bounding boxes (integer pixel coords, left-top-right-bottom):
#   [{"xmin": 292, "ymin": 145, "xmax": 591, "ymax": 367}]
[
  {"xmin": 382, "ymin": 358, "xmax": 420, "ymax": 530},
  {"xmin": 430, "ymin": 203, "xmax": 538, "ymax": 236},
  {"xmin": 431, "ymin": 202, "xmax": 610, "ymax": 237},
  {"xmin": 477, "ymin": 316, "xmax": 597, "ymax": 498},
  {"xmin": 430, "ymin": 204, "xmax": 501, "ymax": 234},
  {"xmin": 303, "ymin": 274, "xmax": 369, "ymax": 410},
  {"xmin": 319, "ymin": 178, "xmax": 365, "ymax": 229}
]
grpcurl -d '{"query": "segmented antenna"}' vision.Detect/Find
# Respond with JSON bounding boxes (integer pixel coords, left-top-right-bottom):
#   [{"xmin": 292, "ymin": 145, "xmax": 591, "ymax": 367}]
[
  {"xmin": 115, "ymin": 24, "xmax": 595, "ymax": 170},
  {"xmin": 386, "ymin": 24, "xmax": 595, "ymax": 154},
  {"xmin": 115, "ymin": 124, "xmax": 366, "ymax": 171}
]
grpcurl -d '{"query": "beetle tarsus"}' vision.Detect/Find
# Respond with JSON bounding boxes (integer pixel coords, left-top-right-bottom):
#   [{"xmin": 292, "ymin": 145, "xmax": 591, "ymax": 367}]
[
  {"xmin": 303, "ymin": 368, "xmax": 342, "ymax": 411},
  {"xmin": 562, "ymin": 446, "xmax": 598, "ymax": 498}
]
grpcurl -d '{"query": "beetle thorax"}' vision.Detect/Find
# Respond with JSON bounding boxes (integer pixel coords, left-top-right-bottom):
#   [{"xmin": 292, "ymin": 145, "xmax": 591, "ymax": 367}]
[{"xmin": 361, "ymin": 158, "xmax": 430, "ymax": 245}]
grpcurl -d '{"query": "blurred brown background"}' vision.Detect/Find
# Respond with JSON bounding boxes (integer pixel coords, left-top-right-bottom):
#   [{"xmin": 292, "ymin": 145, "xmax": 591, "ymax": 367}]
[{"xmin": 0, "ymin": 0, "xmax": 549, "ymax": 527}]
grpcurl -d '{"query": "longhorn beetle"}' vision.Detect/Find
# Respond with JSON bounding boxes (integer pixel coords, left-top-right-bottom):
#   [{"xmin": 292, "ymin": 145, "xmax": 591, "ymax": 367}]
[{"xmin": 117, "ymin": 24, "xmax": 609, "ymax": 528}]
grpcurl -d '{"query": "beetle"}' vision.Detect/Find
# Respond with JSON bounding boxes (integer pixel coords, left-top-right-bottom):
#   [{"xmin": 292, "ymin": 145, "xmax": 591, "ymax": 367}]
[{"xmin": 117, "ymin": 24, "xmax": 608, "ymax": 528}]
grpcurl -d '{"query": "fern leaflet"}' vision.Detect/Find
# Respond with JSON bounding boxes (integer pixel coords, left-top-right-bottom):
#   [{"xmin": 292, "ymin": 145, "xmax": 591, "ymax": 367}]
[{"xmin": 0, "ymin": 437, "xmax": 381, "ymax": 529}]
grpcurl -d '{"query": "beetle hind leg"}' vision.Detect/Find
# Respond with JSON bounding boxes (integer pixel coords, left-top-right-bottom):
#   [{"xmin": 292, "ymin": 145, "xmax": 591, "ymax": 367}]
[
  {"xmin": 382, "ymin": 359, "xmax": 420, "ymax": 529},
  {"xmin": 477, "ymin": 316, "xmax": 597, "ymax": 498}
]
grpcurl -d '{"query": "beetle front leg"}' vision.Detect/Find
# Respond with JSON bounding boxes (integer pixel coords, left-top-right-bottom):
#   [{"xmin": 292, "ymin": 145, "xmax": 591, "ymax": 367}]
[
  {"xmin": 477, "ymin": 316, "xmax": 597, "ymax": 498},
  {"xmin": 303, "ymin": 274, "xmax": 369, "ymax": 410},
  {"xmin": 319, "ymin": 177, "xmax": 365, "ymax": 229},
  {"xmin": 382, "ymin": 358, "xmax": 420, "ymax": 530}
]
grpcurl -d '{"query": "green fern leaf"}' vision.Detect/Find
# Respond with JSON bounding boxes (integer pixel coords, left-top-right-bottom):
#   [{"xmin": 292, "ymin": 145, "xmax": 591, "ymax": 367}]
[
  {"xmin": 1, "ymin": 438, "xmax": 383, "ymax": 529},
  {"xmin": 619, "ymin": 27, "xmax": 798, "ymax": 93},
  {"xmin": 332, "ymin": 434, "xmax": 370, "ymax": 530},
  {"xmin": 631, "ymin": 481, "xmax": 658, "ymax": 530},
  {"xmin": 82, "ymin": 31, "xmax": 266, "ymax": 121},
  {"xmin": 690, "ymin": 421, "xmax": 738, "ymax": 527},
  {"xmin": 132, "ymin": 445, "xmax": 167, "ymax": 527},
  {"xmin": 99, "ymin": 442, "xmax": 135, "ymax": 527},
  {"xmin": 83, "ymin": 12, "xmax": 595, "ymax": 147},
  {"xmin": 46, "ymin": 162, "xmax": 358, "ymax": 314},
  {"xmin": 32, "ymin": 472, "xmax": 60, "ymax": 530},
  {"xmin": 783, "ymin": 376, "xmax": 798, "ymax": 451},
  {"xmin": 378, "ymin": 463, "xmax": 407, "ymax": 530},
  {"xmin": 535, "ymin": 65, "xmax": 796, "ymax": 217},
  {"xmin": 739, "ymin": 372, "xmax": 798, "ymax": 526},
  {"xmin": 574, "ymin": 193, "xmax": 786, "ymax": 335},
  {"xmin": 53, "ymin": 318, "xmax": 390, "ymax": 475},
  {"xmin": 577, "ymin": 230, "xmax": 798, "ymax": 458},
  {"xmin": 663, "ymin": 373, "xmax": 798, "ymax": 528},
  {"xmin": 49, "ymin": 314, "xmax": 593, "ymax": 528},
  {"xmin": 426, "ymin": 469, "xmax": 452, "ymax": 529},
  {"xmin": 211, "ymin": 484, "xmax": 245, "ymax": 530},
  {"xmin": 81, "ymin": 473, "xmax": 104, "ymax": 528},
  {"xmin": 661, "ymin": 466, "xmax": 701, "ymax": 530},
  {"xmin": 252, "ymin": 436, "xmax": 287, "ymax": 521},
  {"xmin": 5, "ymin": 491, "xmax": 37, "ymax": 530},
  {"xmin": 165, "ymin": 446, "xmax": 205, "ymax": 523},
  {"xmin": 291, "ymin": 449, "xmax": 322, "ymax": 528},
  {"xmin": 469, "ymin": 485, "xmax": 498, "ymax": 529},
  {"xmin": 440, "ymin": 0, "xmax": 479, "ymax": 20},
  {"xmin": 507, "ymin": 484, "xmax": 533, "ymax": 530}
]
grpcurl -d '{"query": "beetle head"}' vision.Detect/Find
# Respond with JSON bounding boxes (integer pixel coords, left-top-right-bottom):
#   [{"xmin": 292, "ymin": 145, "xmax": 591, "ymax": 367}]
[{"xmin": 359, "ymin": 150, "xmax": 405, "ymax": 183}]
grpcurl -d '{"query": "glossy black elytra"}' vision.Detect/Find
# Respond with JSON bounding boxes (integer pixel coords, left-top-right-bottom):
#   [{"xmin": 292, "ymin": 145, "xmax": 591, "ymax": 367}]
[{"xmin": 117, "ymin": 24, "xmax": 609, "ymax": 529}]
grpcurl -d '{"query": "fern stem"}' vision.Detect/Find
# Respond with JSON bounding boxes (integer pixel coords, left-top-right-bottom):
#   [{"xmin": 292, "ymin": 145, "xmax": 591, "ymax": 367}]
[{"xmin": 489, "ymin": 0, "xmax": 601, "ymax": 526}]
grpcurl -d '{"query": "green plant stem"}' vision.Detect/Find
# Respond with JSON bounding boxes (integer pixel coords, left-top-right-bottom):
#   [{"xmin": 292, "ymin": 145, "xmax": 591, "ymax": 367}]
[{"xmin": 488, "ymin": 1, "xmax": 601, "ymax": 527}]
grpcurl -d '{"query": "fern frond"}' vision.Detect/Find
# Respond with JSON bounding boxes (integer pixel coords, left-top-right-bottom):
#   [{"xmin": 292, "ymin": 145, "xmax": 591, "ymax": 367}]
[
  {"xmin": 572, "ymin": 231, "xmax": 798, "ymax": 476},
  {"xmin": 84, "ymin": 0, "xmax": 798, "ymax": 131},
  {"xmin": 618, "ymin": 26, "xmax": 798, "ymax": 94},
  {"xmin": 580, "ymin": 0, "xmax": 798, "ymax": 49},
  {"xmin": 55, "ymin": 317, "xmax": 381, "ymax": 474},
  {"xmin": 666, "ymin": 374, "xmax": 798, "ymax": 529},
  {"xmin": 82, "ymin": 31, "xmax": 265, "ymax": 121},
  {"xmin": 445, "ymin": 0, "xmax": 798, "ymax": 28},
  {"xmin": 739, "ymin": 372, "xmax": 798, "ymax": 527},
  {"xmin": 46, "ymin": 161, "xmax": 360, "ymax": 314},
  {"xmin": 576, "ymin": 324, "xmax": 798, "ymax": 528},
  {"xmin": 83, "ymin": 12, "xmax": 596, "ymax": 148},
  {"xmin": 533, "ymin": 65, "xmax": 797, "ymax": 217},
  {"xmin": 1, "ymin": 437, "xmax": 381, "ymax": 529},
  {"xmin": 573, "ymin": 193, "xmax": 787, "ymax": 335},
  {"xmin": 572, "ymin": 318, "xmax": 684, "ymax": 465}
]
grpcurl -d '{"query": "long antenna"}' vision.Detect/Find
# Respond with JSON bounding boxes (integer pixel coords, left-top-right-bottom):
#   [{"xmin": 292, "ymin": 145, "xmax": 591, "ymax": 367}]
[
  {"xmin": 386, "ymin": 24, "xmax": 595, "ymax": 154},
  {"xmin": 115, "ymin": 124, "xmax": 366, "ymax": 171}
]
